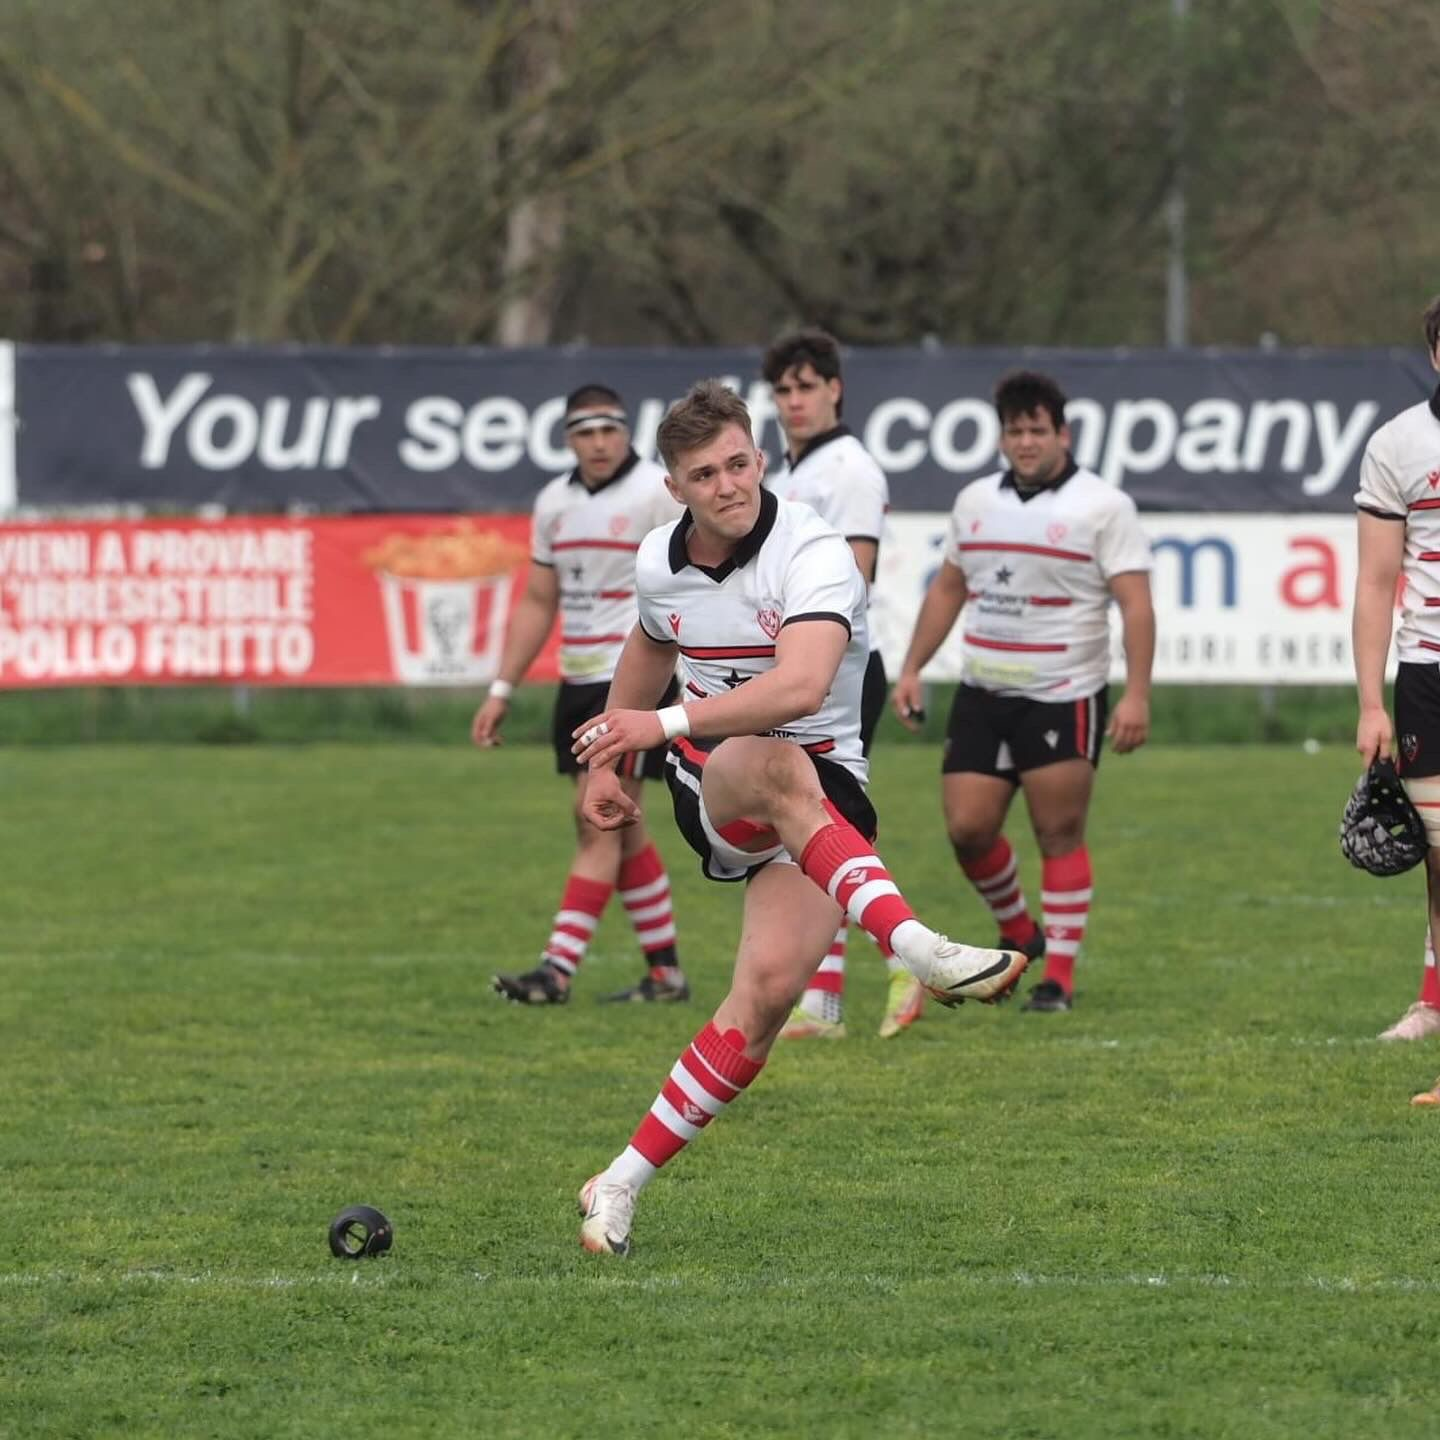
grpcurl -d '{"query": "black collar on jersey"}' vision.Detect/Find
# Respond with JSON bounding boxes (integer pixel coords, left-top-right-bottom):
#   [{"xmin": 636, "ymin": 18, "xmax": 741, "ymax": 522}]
[
  {"xmin": 566, "ymin": 447, "xmax": 641, "ymax": 495},
  {"xmin": 669, "ymin": 486, "xmax": 778, "ymax": 581},
  {"xmin": 1430, "ymin": 383, "xmax": 1440, "ymax": 425},
  {"xmin": 786, "ymin": 423, "xmax": 852, "ymax": 471},
  {"xmin": 999, "ymin": 453, "xmax": 1080, "ymax": 502}
]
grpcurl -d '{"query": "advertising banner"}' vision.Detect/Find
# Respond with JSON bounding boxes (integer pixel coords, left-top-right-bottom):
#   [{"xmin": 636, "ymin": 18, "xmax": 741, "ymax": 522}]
[
  {"xmin": 878, "ymin": 513, "xmax": 1365, "ymax": 687},
  {"xmin": 10, "ymin": 343, "xmax": 1434, "ymax": 516},
  {"xmin": 0, "ymin": 509, "xmax": 1371, "ymax": 690},
  {"xmin": 0, "ymin": 514, "xmax": 553, "ymax": 688}
]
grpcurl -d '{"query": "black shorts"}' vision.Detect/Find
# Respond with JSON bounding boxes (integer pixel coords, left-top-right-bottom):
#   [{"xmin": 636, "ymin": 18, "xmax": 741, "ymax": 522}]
[
  {"xmin": 665, "ymin": 737, "xmax": 877, "ymax": 883},
  {"xmin": 942, "ymin": 683, "xmax": 1109, "ymax": 782},
  {"xmin": 860, "ymin": 649, "xmax": 887, "ymax": 756},
  {"xmin": 1395, "ymin": 663, "xmax": 1440, "ymax": 779},
  {"xmin": 552, "ymin": 678, "xmax": 679, "ymax": 780}
]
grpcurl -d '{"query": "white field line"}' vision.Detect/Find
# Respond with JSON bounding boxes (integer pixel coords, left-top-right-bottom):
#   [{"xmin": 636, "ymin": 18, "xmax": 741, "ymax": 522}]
[{"xmin": 3, "ymin": 1268, "xmax": 1440, "ymax": 1296}]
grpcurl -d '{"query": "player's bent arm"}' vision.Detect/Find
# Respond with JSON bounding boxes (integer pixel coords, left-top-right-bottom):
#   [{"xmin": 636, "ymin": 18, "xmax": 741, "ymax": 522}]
[
  {"xmin": 898, "ymin": 559, "xmax": 967, "ymax": 677},
  {"xmin": 602, "ymin": 624, "xmax": 683, "ymax": 711},
  {"xmin": 683, "ymin": 620, "xmax": 850, "ymax": 739},
  {"xmin": 471, "ymin": 564, "xmax": 560, "ymax": 744}
]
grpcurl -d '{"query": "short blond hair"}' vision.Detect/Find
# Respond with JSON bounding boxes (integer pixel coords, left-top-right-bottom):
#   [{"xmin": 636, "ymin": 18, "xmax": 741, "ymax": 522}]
[{"xmin": 657, "ymin": 380, "xmax": 753, "ymax": 472}]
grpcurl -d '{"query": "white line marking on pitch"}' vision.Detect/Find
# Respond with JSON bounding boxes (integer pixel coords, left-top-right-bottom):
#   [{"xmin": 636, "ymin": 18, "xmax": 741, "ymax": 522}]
[{"xmin": 3, "ymin": 1269, "xmax": 1440, "ymax": 1295}]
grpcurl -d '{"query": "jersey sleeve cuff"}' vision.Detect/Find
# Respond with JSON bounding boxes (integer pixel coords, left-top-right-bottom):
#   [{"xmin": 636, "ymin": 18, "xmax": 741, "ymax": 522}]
[
  {"xmin": 781, "ymin": 611, "xmax": 852, "ymax": 639},
  {"xmin": 1356, "ymin": 504, "xmax": 1406, "ymax": 521}
]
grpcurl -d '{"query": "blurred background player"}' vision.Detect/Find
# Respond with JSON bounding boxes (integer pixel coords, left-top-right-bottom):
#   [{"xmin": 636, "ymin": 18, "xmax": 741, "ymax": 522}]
[
  {"xmin": 473, "ymin": 384, "xmax": 689, "ymax": 1006},
  {"xmin": 760, "ymin": 328, "xmax": 919, "ymax": 1039},
  {"xmin": 1351, "ymin": 296, "xmax": 1440, "ymax": 1055},
  {"xmin": 569, "ymin": 380, "xmax": 1028, "ymax": 1256},
  {"xmin": 892, "ymin": 370, "xmax": 1155, "ymax": 1013}
]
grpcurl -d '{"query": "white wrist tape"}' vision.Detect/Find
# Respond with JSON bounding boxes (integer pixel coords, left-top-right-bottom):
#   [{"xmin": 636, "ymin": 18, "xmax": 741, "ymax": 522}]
[
  {"xmin": 488, "ymin": 679, "xmax": 514, "ymax": 701},
  {"xmin": 657, "ymin": 705, "xmax": 690, "ymax": 741}
]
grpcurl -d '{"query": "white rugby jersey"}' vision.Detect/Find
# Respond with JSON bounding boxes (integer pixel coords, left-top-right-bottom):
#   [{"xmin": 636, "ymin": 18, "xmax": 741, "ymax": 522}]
[
  {"xmin": 634, "ymin": 489, "xmax": 871, "ymax": 781},
  {"xmin": 943, "ymin": 459, "xmax": 1152, "ymax": 701},
  {"xmin": 1354, "ymin": 388, "xmax": 1440, "ymax": 664},
  {"xmin": 767, "ymin": 425, "xmax": 888, "ymax": 648},
  {"xmin": 531, "ymin": 451, "xmax": 684, "ymax": 683}
]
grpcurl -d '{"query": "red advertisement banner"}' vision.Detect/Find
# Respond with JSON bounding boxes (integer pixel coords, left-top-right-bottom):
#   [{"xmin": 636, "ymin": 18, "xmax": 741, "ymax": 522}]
[{"xmin": 0, "ymin": 515, "xmax": 560, "ymax": 687}]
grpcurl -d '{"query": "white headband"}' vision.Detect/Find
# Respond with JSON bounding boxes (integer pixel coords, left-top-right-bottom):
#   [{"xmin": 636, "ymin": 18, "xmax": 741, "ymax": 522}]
[{"xmin": 565, "ymin": 409, "xmax": 628, "ymax": 435}]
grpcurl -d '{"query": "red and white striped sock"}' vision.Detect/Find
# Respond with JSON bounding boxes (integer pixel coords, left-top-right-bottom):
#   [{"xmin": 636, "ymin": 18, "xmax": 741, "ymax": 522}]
[
  {"xmin": 798, "ymin": 803, "xmax": 918, "ymax": 953},
  {"xmin": 618, "ymin": 844, "xmax": 680, "ymax": 975},
  {"xmin": 959, "ymin": 837, "xmax": 1041, "ymax": 946},
  {"xmin": 541, "ymin": 873, "xmax": 612, "ymax": 978},
  {"xmin": 602, "ymin": 1021, "xmax": 765, "ymax": 1192},
  {"xmin": 798, "ymin": 926, "xmax": 847, "ymax": 1023},
  {"xmin": 1041, "ymin": 848, "xmax": 1092, "ymax": 994},
  {"xmin": 1418, "ymin": 931, "xmax": 1440, "ymax": 1008}
]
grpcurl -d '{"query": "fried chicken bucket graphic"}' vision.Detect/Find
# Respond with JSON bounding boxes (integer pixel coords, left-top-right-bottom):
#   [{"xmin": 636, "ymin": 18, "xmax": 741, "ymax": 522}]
[{"xmin": 364, "ymin": 524, "xmax": 527, "ymax": 684}]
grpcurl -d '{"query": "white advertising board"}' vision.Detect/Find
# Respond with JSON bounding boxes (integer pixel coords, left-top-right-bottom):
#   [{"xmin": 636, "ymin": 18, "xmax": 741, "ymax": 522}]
[{"xmin": 872, "ymin": 513, "xmax": 1368, "ymax": 686}]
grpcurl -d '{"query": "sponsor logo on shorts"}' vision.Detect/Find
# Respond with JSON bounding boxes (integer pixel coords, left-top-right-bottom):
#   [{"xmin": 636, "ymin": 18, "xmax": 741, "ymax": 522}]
[
  {"xmin": 1044, "ymin": 729, "xmax": 1060, "ymax": 748},
  {"xmin": 1404, "ymin": 733, "xmax": 1421, "ymax": 763}
]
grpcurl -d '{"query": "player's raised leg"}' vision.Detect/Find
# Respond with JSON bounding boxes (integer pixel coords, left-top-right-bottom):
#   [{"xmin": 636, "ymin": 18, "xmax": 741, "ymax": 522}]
[
  {"xmin": 580, "ymin": 862, "xmax": 842, "ymax": 1254},
  {"xmin": 697, "ymin": 736, "xmax": 1029, "ymax": 1004}
]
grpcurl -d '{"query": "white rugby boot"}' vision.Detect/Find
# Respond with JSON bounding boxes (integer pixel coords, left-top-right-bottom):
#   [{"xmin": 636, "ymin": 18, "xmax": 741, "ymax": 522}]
[
  {"xmin": 578, "ymin": 1173, "xmax": 636, "ymax": 1257},
  {"xmin": 1378, "ymin": 1002, "xmax": 1440, "ymax": 1042},
  {"xmin": 890, "ymin": 923, "xmax": 1030, "ymax": 1007}
]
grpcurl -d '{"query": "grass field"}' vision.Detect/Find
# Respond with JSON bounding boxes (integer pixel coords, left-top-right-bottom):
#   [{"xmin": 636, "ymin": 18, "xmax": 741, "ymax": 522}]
[{"xmin": 4, "ymin": 741, "xmax": 1440, "ymax": 1438}]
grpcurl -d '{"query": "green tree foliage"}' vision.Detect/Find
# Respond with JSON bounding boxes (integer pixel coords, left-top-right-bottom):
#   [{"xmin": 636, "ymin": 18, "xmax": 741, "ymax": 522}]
[{"xmin": 0, "ymin": 0, "xmax": 1432, "ymax": 347}]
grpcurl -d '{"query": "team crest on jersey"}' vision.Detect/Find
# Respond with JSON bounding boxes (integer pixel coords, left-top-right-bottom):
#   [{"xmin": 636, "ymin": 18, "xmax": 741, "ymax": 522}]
[
  {"xmin": 1404, "ymin": 733, "xmax": 1421, "ymax": 764},
  {"xmin": 756, "ymin": 607, "xmax": 782, "ymax": 640},
  {"xmin": 1428, "ymin": 469, "xmax": 1440, "ymax": 490},
  {"xmin": 1046, "ymin": 523, "xmax": 1068, "ymax": 544},
  {"xmin": 667, "ymin": 612, "xmax": 682, "ymax": 636},
  {"xmin": 609, "ymin": 514, "xmax": 631, "ymax": 536}
]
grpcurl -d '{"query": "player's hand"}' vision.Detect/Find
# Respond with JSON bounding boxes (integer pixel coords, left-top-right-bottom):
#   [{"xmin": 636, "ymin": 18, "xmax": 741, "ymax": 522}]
[
  {"xmin": 581, "ymin": 765, "xmax": 642, "ymax": 831},
  {"xmin": 891, "ymin": 671, "xmax": 927, "ymax": 732},
  {"xmin": 571, "ymin": 708, "xmax": 665, "ymax": 769},
  {"xmin": 1107, "ymin": 693, "xmax": 1150, "ymax": 754},
  {"xmin": 471, "ymin": 695, "xmax": 508, "ymax": 748},
  {"xmin": 1356, "ymin": 705, "xmax": 1395, "ymax": 763}
]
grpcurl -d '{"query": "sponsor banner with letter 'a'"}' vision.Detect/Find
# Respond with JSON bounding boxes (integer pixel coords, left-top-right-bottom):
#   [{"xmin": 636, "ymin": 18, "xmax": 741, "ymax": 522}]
[
  {"xmin": 0, "ymin": 515, "xmax": 563, "ymax": 687},
  {"xmin": 874, "ymin": 512, "xmax": 1378, "ymax": 686}
]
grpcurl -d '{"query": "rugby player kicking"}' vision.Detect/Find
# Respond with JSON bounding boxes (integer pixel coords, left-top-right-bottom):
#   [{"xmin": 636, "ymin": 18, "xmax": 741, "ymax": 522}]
[
  {"xmin": 760, "ymin": 326, "xmax": 923, "ymax": 1040},
  {"xmin": 568, "ymin": 380, "xmax": 1029, "ymax": 1256}
]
